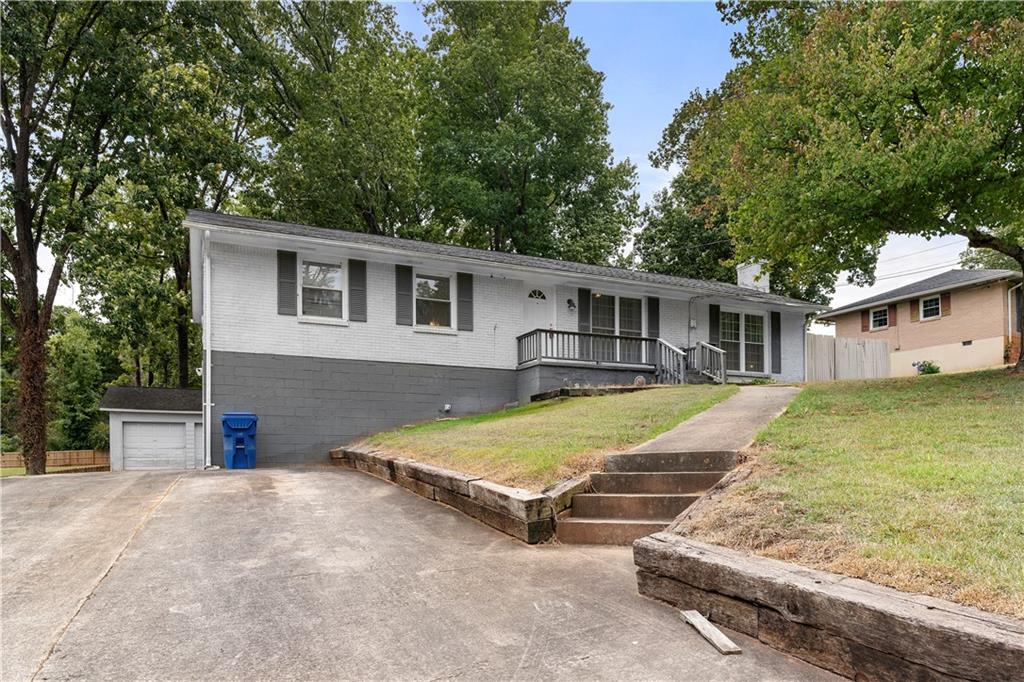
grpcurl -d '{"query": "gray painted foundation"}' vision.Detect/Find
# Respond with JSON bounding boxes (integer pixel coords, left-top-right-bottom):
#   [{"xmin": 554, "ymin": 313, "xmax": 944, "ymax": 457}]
[
  {"xmin": 210, "ymin": 351, "xmax": 516, "ymax": 466},
  {"xmin": 515, "ymin": 363, "xmax": 656, "ymax": 404}
]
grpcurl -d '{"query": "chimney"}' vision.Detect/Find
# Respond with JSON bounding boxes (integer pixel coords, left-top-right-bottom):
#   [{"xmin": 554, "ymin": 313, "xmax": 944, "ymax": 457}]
[{"xmin": 737, "ymin": 262, "xmax": 769, "ymax": 292}]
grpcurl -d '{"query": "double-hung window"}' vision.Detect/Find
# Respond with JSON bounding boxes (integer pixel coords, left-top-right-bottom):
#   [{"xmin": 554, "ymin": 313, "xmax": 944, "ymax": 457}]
[
  {"xmin": 870, "ymin": 306, "xmax": 889, "ymax": 330},
  {"xmin": 591, "ymin": 293, "xmax": 617, "ymax": 361},
  {"xmin": 414, "ymin": 273, "xmax": 452, "ymax": 328},
  {"xmin": 720, "ymin": 310, "xmax": 766, "ymax": 373},
  {"xmin": 301, "ymin": 260, "xmax": 344, "ymax": 320},
  {"xmin": 588, "ymin": 293, "xmax": 645, "ymax": 362},
  {"xmin": 920, "ymin": 296, "xmax": 941, "ymax": 320}
]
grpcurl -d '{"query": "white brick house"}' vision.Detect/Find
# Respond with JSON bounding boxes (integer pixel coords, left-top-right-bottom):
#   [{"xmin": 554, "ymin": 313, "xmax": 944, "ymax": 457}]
[{"xmin": 188, "ymin": 211, "xmax": 822, "ymax": 466}]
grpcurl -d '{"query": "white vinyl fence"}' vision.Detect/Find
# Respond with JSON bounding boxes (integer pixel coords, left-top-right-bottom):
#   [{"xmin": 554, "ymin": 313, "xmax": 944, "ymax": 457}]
[{"xmin": 805, "ymin": 334, "xmax": 890, "ymax": 381}]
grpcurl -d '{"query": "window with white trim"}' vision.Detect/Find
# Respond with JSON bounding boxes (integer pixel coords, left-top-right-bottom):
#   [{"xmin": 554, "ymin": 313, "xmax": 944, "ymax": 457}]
[
  {"xmin": 414, "ymin": 273, "xmax": 452, "ymax": 327},
  {"xmin": 719, "ymin": 311, "xmax": 765, "ymax": 373},
  {"xmin": 870, "ymin": 307, "xmax": 889, "ymax": 330},
  {"xmin": 301, "ymin": 260, "xmax": 344, "ymax": 319},
  {"xmin": 921, "ymin": 296, "xmax": 940, "ymax": 320}
]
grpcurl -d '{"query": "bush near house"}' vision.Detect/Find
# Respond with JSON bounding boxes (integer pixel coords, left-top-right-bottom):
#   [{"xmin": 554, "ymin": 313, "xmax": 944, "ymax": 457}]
[
  {"xmin": 676, "ymin": 369, "xmax": 1024, "ymax": 618},
  {"xmin": 363, "ymin": 384, "xmax": 737, "ymax": 490}
]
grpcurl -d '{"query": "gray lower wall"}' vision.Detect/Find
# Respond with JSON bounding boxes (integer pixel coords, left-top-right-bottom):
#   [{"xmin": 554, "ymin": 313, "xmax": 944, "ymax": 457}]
[
  {"xmin": 516, "ymin": 364, "xmax": 656, "ymax": 404},
  {"xmin": 211, "ymin": 351, "xmax": 517, "ymax": 466}
]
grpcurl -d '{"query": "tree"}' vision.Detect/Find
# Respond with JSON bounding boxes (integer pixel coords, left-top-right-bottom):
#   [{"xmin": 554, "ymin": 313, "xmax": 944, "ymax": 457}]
[
  {"xmin": 660, "ymin": 1, "xmax": 1024, "ymax": 369},
  {"xmin": 635, "ymin": 174, "xmax": 833, "ymax": 303},
  {"xmin": 223, "ymin": 1, "xmax": 422, "ymax": 236},
  {"xmin": 420, "ymin": 0, "xmax": 637, "ymax": 263},
  {"xmin": 1, "ymin": 2, "xmax": 178, "ymax": 474},
  {"xmin": 46, "ymin": 309, "xmax": 103, "ymax": 450}
]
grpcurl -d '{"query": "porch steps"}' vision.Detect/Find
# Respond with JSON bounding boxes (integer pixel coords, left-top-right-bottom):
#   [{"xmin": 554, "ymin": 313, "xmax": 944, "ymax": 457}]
[{"xmin": 556, "ymin": 451, "xmax": 732, "ymax": 545}]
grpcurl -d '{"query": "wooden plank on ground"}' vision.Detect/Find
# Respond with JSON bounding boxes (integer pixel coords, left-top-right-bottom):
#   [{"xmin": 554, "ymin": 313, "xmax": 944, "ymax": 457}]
[{"xmin": 680, "ymin": 610, "xmax": 742, "ymax": 655}]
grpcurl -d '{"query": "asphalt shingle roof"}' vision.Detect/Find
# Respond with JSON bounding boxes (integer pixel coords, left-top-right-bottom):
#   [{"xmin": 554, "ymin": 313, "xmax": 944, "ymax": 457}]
[
  {"xmin": 186, "ymin": 210, "xmax": 822, "ymax": 309},
  {"xmin": 818, "ymin": 269, "xmax": 1021, "ymax": 319},
  {"xmin": 100, "ymin": 387, "xmax": 202, "ymax": 413}
]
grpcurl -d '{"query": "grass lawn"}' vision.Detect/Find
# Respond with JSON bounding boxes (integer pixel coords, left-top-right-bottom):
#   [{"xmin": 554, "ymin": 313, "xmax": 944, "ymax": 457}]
[
  {"xmin": 363, "ymin": 384, "xmax": 738, "ymax": 490},
  {"xmin": 676, "ymin": 369, "xmax": 1024, "ymax": 618}
]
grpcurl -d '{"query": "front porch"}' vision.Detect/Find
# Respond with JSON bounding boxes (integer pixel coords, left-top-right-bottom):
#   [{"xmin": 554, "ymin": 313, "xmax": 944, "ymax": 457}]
[{"xmin": 514, "ymin": 329, "xmax": 726, "ymax": 388}]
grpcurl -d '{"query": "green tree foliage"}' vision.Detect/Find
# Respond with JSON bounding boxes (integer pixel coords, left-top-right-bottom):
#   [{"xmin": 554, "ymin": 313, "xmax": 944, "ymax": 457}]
[
  {"xmin": 420, "ymin": 1, "xmax": 637, "ymax": 263},
  {"xmin": 224, "ymin": 1, "xmax": 422, "ymax": 235},
  {"xmin": 658, "ymin": 1, "xmax": 1024, "ymax": 287},
  {"xmin": 635, "ymin": 174, "xmax": 833, "ymax": 303},
  {"xmin": 46, "ymin": 310, "xmax": 104, "ymax": 450},
  {"xmin": 2, "ymin": 1, "xmax": 183, "ymax": 473}
]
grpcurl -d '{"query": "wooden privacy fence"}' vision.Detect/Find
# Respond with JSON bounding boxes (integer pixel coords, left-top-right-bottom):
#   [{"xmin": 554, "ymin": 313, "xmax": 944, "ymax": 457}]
[
  {"xmin": 806, "ymin": 334, "xmax": 890, "ymax": 381},
  {"xmin": 0, "ymin": 449, "xmax": 109, "ymax": 468}
]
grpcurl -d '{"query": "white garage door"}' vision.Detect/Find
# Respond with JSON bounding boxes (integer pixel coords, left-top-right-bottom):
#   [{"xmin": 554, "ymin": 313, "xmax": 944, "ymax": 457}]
[{"xmin": 123, "ymin": 422, "xmax": 188, "ymax": 470}]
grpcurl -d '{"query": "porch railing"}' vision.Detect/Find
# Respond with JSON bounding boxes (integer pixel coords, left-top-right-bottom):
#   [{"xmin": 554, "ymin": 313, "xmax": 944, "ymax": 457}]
[
  {"xmin": 516, "ymin": 329, "xmax": 657, "ymax": 367},
  {"xmin": 653, "ymin": 339, "xmax": 688, "ymax": 385},
  {"xmin": 695, "ymin": 341, "xmax": 727, "ymax": 384}
]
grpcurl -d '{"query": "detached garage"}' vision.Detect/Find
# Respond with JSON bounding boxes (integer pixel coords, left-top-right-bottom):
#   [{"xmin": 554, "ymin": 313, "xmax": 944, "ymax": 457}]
[{"xmin": 100, "ymin": 387, "xmax": 204, "ymax": 471}]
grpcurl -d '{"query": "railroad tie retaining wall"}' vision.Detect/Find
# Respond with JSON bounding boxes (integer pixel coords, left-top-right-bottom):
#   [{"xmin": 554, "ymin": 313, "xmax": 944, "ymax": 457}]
[
  {"xmin": 634, "ymin": 533, "xmax": 1024, "ymax": 681},
  {"xmin": 331, "ymin": 444, "xmax": 585, "ymax": 544}
]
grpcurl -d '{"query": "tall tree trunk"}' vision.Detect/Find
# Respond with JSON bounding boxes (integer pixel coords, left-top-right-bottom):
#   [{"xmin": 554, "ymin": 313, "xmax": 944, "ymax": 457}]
[
  {"xmin": 17, "ymin": 324, "xmax": 48, "ymax": 476},
  {"xmin": 173, "ymin": 254, "xmax": 191, "ymax": 388}
]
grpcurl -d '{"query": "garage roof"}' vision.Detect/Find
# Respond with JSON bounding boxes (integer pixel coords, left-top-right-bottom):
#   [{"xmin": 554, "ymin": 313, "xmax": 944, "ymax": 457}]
[{"xmin": 100, "ymin": 387, "xmax": 202, "ymax": 413}]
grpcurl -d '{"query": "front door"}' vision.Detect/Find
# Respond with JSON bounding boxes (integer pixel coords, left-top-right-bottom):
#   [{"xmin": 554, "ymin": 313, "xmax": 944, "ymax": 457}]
[{"xmin": 523, "ymin": 287, "xmax": 555, "ymax": 331}]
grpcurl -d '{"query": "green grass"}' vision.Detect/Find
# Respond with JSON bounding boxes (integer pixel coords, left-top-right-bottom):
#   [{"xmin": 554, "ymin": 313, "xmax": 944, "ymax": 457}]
[
  {"xmin": 364, "ymin": 384, "xmax": 738, "ymax": 490},
  {"xmin": 679, "ymin": 369, "xmax": 1024, "ymax": 617}
]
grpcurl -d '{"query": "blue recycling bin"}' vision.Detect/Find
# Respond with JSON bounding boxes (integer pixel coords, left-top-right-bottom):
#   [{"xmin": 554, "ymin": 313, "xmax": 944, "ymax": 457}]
[{"xmin": 221, "ymin": 412, "xmax": 258, "ymax": 469}]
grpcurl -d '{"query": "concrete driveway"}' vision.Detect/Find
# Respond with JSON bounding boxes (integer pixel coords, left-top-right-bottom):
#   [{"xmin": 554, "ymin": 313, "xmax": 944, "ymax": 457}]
[{"xmin": 2, "ymin": 468, "xmax": 835, "ymax": 681}]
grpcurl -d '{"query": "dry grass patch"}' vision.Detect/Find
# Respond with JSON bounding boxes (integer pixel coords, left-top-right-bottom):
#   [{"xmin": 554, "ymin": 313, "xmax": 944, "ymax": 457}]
[
  {"xmin": 674, "ymin": 370, "xmax": 1024, "ymax": 618},
  {"xmin": 363, "ymin": 384, "xmax": 737, "ymax": 490}
]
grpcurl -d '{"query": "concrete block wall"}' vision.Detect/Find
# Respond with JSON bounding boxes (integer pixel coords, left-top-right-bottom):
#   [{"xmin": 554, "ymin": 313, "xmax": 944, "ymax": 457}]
[{"xmin": 211, "ymin": 351, "xmax": 516, "ymax": 466}]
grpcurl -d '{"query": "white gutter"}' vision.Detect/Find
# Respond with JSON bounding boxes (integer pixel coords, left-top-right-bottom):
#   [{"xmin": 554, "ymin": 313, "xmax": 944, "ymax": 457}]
[
  {"xmin": 202, "ymin": 229, "xmax": 213, "ymax": 468},
  {"xmin": 1009, "ymin": 282, "xmax": 1022, "ymax": 338},
  {"xmin": 182, "ymin": 218, "xmax": 825, "ymax": 313},
  {"xmin": 99, "ymin": 408, "xmax": 202, "ymax": 414}
]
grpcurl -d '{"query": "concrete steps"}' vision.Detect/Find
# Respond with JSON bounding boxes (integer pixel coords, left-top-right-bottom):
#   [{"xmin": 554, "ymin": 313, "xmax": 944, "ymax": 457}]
[
  {"xmin": 590, "ymin": 471, "xmax": 726, "ymax": 494},
  {"xmin": 557, "ymin": 453, "xmax": 734, "ymax": 545},
  {"xmin": 555, "ymin": 518, "xmax": 673, "ymax": 545},
  {"xmin": 572, "ymin": 493, "xmax": 700, "ymax": 520},
  {"xmin": 604, "ymin": 450, "xmax": 736, "ymax": 472}
]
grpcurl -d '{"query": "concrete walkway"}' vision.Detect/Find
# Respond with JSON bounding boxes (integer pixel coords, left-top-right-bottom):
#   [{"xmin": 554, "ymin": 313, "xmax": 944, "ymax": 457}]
[
  {"xmin": 2, "ymin": 468, "xmax": 834, "ymax": 681},
  {"xmin": 633, "ymin": 385, "xmax": 801, "ymax": 453}
]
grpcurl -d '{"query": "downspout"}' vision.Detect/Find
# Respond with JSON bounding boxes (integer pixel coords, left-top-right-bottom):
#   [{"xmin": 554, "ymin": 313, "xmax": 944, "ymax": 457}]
[
  {"xmin": 1008, "ymin": 282, "xmax": 1022, "ymax": 339},
  {"xmin": 203, "ymin": 230, "xmax": 213, "ymax": 468},
  {"xmin": 686, "ymin": 295, "xmax": 711, "ymax": 349}
]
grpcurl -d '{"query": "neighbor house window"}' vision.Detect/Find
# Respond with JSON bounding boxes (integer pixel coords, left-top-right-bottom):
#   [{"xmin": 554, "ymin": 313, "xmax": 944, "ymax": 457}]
[
  {"xmin": 301, "ymin": 261, "xmax": 344, "ymax": 319},
  {"xmin": 921, "ymin": 296, "xmax": 941, "ymax": 320},
  {"xmin": 870, "ymin": 307, "xmax": 889, "ymax": 330},
  {"xmin": 414, "ymin": 274, "xmax": 452, "ymax": 327}
]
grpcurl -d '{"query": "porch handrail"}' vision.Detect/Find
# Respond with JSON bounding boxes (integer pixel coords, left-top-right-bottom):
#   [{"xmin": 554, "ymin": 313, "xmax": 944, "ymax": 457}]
[
  {"xmin": 516, "ymin": 328, "xmax": 657, "ymax": 367},
  {"xmin": 653, "ymin": 339, "xmax": 687, "ymax": 385},
  {"xmin": 695, "ymin": 341, "xmax": 727, "ymax": 384}
]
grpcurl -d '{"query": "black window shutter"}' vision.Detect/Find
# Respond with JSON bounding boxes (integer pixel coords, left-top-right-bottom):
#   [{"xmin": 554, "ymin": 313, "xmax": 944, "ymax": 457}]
[
  {"xmin": 349, "ymin": 259, "xmax": 367, "ymax": 322},
  {"xmin": 457, "ymin": 272, "xmax": 473, "ymax": 331},
  {"xmin": 395, "ymin": 265, "xmax": 413, "ymax": 325},
  {"xmin": 277, "ymin": 250, "xmax": 297, "ymax": 316},
  {"xmin": 578, "ymin": 288, "xmax": 591, "ymax": 332},
  {"xmin": 708, "ymin": 304, "xmax": 720, "ymax": 347},
  {"xmin": 647, "ymin": 297, "xmax": 660, "ymax": 338},
  {"xmin": 770, "ymin": 311, "xmax": 782, "ymax": 374}
]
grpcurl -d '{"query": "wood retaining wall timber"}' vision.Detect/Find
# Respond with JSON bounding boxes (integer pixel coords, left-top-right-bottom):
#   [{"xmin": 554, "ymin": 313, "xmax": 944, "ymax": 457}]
[
  {"xmin": 330, "ymin": 444, "xmax": 590, "ymax": 544},
  {"xmin": 634, "ymin": 533, "xmax": 1024, "ymax": 681}
]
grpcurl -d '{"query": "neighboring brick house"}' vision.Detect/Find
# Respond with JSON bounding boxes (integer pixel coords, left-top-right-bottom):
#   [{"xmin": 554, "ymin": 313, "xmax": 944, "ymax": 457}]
[
  {"xmin": 817, "ymin": 269, "xmax": 1023, "ymax": 377},
  {"xmin": 186, "ymin": 211, "xmax": 823, "ymax": 467}
]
